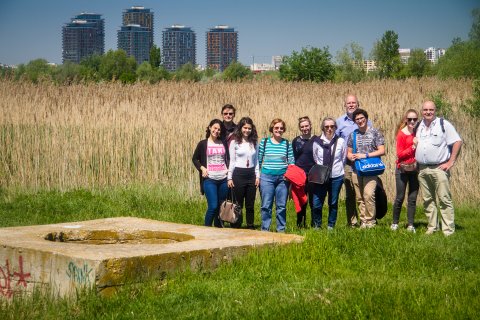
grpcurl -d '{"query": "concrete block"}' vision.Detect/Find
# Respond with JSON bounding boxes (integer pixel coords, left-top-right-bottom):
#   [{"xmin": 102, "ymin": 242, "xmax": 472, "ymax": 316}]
[{"xmin": 0, "ymin": 217, "xmax": 303, "ymax": 298}]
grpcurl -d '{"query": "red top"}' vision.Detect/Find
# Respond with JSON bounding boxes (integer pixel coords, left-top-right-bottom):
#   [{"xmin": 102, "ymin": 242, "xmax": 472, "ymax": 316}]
[{"xmin": 396, "ymin": 130, "xmax": 416, "ymax": 168}]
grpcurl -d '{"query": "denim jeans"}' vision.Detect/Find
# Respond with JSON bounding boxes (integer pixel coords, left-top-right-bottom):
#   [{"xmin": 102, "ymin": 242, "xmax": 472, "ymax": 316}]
[
  {"xmin": 203, "ymin": 178, "xmax": 228, "ymax": 227},
  {"xmin": 311, "ymin": 175, "xmax": 344, "ymax": 228},
  {"xmin": 260, "ymin": 173, "xmax": 289, "ymax": 232}
]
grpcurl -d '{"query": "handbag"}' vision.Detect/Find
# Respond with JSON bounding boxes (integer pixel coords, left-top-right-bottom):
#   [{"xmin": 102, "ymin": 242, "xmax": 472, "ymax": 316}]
[
  {"xmin": 219, "ymin": 190, "xmax": 241, "ymax": 224},
  {"xmin": 308, "ymin": 165, "xmax": 330, "ymax": 185},
  {"xmin": 309, "ymin": 138, "xmax": 338, "ymax": 184},
  {"xmin": 353, "ymin": 130, "xmax": 385, "ymax": 177},
  {"xmin": 399, "ymin": 161, "xmax": 417, "ymax": 172}
]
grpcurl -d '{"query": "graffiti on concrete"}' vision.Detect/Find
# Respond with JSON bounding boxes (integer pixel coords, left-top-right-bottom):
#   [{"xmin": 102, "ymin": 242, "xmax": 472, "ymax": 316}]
[
  {"xmin": 66, "ymin": 261, "xmax": 93, "ymax": 286},
  {"xmin": 0, "ymin": 256, "xmax": 31, "ymax": 298}
]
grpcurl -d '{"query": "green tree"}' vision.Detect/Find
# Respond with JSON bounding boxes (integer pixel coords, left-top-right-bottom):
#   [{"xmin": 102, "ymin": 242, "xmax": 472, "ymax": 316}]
[
  {"xmin": 436, "ymin": 40, "xmax": 480, "ymax": 79},
  {"xmin": 372, "ymin": 30, "xmax": 402, "ymax": 78},
  {"xmin": 99, "ymin": 50, "xmax": 137, "ymax": 83},
  {"xmin": 174, "ymin": 62, "xmax": 201, "ymax": 82},
  {"xmin": 405, "ymin": 48, "xmax": 431, "ymax": 78},
  {"xmin": 469, "ymin": 8, "xmax": 480, "ymax": 43},
  {"xmin": 23, "ymin": 59, "xmax": 54, "ymax": 83},
  {"xmin": 54, "ymin": 61, "xmax": 81, "ymax": 84},
  {"xmin": 149, "ymin": 45, "xmax": 161, "ymax": 68},
  {"xmin": 335, "ymin": 42, "xmax": 366, "ymax": 83},
  {"xmin": 79, "ymin": 54, "xmax": 103, "ymax": 82},
  {"xmin": 222, "ymin": 62, "xmax": 253, "ymax": 81},
  {"xmin": 279, "ymin": 47, "xmax": 334, "ymax": 82}
]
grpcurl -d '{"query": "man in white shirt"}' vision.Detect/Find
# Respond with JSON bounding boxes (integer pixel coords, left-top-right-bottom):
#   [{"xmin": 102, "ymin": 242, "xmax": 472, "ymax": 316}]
[{"xmin": 415, "ymin": 101, "xmax": 462, "ymax": 236}]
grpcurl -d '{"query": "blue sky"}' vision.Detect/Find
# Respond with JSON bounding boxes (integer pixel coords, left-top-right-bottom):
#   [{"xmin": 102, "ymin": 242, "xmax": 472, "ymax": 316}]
[{"xmin": 0, "ymin": 0, "xmax": 477, "ymax": 66}]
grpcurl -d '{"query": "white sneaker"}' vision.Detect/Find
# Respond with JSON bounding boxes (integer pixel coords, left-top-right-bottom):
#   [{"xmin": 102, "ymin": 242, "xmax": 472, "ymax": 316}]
[
  {"xmin": 406, "ymin": 225, "xmax": 416, "ymax": 233},
  {"xmin": 390, "ymin": 223, "xmax": 399, "ymax": 231}
]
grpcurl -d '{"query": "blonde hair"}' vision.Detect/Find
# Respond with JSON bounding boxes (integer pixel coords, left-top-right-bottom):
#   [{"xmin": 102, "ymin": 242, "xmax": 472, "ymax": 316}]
[{"xmin": 396, "ymin": 109, "xmax": 419, "ymax": 133}]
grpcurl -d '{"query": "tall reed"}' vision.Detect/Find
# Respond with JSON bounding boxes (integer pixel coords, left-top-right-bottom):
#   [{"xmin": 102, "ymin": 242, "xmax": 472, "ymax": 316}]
[{"xmin": 0, "ymin": 78, "xmax": 477, "ymax": 203}]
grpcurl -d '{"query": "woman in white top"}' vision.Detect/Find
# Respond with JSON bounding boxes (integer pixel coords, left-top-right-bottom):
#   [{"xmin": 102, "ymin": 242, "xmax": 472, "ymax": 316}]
[
  {"xmin": 311, "ymin": 117, "xmax": 346, "ymax": 229},
  {"xmin": 227, "ymin": 117, "xmax": 259, "ymax": 229}
]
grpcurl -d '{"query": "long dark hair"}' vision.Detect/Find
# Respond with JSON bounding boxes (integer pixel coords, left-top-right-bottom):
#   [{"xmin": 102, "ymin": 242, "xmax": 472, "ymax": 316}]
[
  {"xmin": 233, "ymin": 117, "xmax": 258, "ymax": 146},
  {"xmin": 205, "ymin": 119, "xmax": 226, "ymax": 139}
]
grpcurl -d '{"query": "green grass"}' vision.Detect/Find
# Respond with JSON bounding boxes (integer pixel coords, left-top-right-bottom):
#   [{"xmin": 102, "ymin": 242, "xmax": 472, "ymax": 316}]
[{"xmin": 0, "ymin": 186, "xmax": 479, "ymax": 319}]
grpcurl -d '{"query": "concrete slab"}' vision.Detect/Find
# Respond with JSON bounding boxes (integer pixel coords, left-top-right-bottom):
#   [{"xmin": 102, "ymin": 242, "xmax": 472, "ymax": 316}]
[{"xmin": 0, "ymin": 217, "xmax": 303, "ymax": 298}]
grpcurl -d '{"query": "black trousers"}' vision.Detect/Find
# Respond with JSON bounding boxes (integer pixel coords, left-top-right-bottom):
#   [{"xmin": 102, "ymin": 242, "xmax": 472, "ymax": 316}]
[
  {"xmin": 231, "ymin": 167, "xmax": 257, "ymax": 228},
  {"xmin": 392, "ymin": 169, "xmax": 419, "ymax": 226}
]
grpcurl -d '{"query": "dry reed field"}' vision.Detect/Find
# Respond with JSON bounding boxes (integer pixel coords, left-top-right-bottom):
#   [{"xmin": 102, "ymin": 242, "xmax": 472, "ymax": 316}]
[{"xmin": 0, "ymin": 78, "xmax": 478, "ymax": 204}]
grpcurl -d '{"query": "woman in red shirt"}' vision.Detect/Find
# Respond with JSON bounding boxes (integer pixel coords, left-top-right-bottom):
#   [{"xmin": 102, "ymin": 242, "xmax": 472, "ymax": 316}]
[{"xmin": 391, "ymin": 109, "xmax": 420, "ymax": 232}]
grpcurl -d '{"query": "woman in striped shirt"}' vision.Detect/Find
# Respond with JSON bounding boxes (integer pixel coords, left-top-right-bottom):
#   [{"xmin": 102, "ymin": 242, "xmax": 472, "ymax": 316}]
[{"xmin": 258, "ymin": 118, "xmax": 295, "ymax": 232}]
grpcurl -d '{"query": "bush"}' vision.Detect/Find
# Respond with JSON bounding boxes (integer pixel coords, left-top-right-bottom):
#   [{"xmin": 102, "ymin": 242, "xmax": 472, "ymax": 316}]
[
  {"xmin": 463, "ymin": 79, "xmax": 480, "ymax": 118},
  {"xmin": 429, "ymin": 91, "xmax": 453, "ymax": 119}
]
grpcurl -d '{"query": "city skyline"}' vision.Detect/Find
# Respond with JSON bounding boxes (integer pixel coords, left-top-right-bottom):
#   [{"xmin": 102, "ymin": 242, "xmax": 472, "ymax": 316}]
[{"xmin": 0, "ymin": 0, "xmax": 477, "ymax": 67}]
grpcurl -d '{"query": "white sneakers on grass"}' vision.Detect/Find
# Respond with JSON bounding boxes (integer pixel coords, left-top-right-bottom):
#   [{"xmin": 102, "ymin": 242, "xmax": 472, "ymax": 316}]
[{"xmin": 390, "ymin": 223, "xmax": 416, "ymax": 233}]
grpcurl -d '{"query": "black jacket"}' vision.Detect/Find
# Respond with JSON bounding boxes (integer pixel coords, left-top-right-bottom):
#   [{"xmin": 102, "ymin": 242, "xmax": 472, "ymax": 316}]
[{"xmin": 192, "ymin": 139, "xmax": 230, "ymax": 194}]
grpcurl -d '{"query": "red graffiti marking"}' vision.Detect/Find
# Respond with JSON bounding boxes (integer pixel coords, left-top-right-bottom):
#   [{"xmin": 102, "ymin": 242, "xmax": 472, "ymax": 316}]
[{"xmin": 0, "ymin": 256, "xmax": 32, "ymax": 298}]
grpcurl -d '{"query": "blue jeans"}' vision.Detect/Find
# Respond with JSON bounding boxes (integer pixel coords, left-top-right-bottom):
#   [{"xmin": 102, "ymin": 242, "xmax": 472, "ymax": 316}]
[
  {"xmin": 311, "ymin": 175, "xmax": 344, "ymax": 228},
  {"xmin": 260, "ymin": 173, "xmax": 289, "ymax": 232},
  {"xmin": 203, "ymin": 178, "xmax": 228, "ymax": 227}
]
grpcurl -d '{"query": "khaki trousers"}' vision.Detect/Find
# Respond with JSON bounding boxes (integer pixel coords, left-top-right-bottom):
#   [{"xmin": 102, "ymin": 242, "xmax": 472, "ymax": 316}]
[
  {"xmin": 344, "ymin": 165, "xmax": 359, "ymax": 226},
  {"xmin": 352, "ymin": 172, "xmax": 377, "ymax": 225},
  {"xmin": 418, "ymin": 165, "xmax": 455, "ymax": 235}
]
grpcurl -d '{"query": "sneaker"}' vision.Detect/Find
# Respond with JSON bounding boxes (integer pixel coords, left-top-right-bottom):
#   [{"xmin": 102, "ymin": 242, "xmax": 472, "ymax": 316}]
[
  {"xmin": 425, "ymin": 228, "xmax": 437, "ymax": 235},
  {"xmin": 359, "ymin": 223, "xmax": 367, "ymax": 229},
  {"xmin": 406, "ymin": 225, "xmax": 416, "ymax": 233},
  {"xmin": 327, "ymin": 226, "xmax": 334, "ymax": 231},
  {"xmin": 390, "ymin": 223, "xmax": 399, "ymax": 231}
]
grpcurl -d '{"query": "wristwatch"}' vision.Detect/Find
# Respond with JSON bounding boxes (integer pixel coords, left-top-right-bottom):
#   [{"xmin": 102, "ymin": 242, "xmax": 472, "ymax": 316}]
[{"xmin": 366, "ymin": 153, "xmax": 369, "ymax": 158}]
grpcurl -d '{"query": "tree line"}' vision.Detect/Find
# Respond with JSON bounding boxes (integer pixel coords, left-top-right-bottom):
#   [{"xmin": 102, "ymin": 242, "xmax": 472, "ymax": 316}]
[{"xmin": 1, "ymin": 9, "xmax": 479, "ymax": 85}]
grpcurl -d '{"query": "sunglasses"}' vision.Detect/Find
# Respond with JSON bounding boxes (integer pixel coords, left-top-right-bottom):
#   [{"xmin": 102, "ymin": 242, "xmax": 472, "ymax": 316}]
[
  {"xmin": 223, "ymin": 112, "xmax": 234, "ymax": 116},
  {"xmin": 354, "ymin": 116, "xmax": 365, "ymax": 122},
  {"xmin": 324, "ymin": 125, "xmax": 335, "ymax": 129},
  {"xmin": 407, "ymin": 118, "xmax": 418, "ymax": 122}
]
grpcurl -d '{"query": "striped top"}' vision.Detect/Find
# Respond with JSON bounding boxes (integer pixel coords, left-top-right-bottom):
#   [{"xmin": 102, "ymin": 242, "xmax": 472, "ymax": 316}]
[{"xmin": 258, "ymin": 137, "xmax": 294, "ymax": 175}]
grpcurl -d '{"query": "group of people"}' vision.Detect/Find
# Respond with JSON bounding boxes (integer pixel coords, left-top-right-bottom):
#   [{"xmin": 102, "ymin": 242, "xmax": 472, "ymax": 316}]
[{"xmin": 192, "ymin": 96, "xmax": 462, "ymax": 236}]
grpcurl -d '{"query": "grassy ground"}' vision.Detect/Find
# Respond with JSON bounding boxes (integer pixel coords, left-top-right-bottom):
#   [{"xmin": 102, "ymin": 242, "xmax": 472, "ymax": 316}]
[{"xmin": 0, "ymin": 186, "xmax": 479, "ymax": 319}]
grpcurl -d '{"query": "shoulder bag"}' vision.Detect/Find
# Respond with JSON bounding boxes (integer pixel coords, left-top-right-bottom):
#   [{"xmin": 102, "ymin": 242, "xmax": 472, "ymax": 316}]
[
  {"xmin": 353, "ymin": 130, "xmax": 385, "ymax": 176},
  {"xmin": 308, "ymin": 138, "xmax": 338, "ymax": 185},
  {"xmin": 219, "ymin": 189, "xmax": 241, "ymax": 224}
]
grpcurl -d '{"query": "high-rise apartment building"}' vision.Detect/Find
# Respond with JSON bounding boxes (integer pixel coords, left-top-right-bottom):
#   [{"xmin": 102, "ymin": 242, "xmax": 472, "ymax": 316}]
[
  {"xmin": 424, "ymin": 47, "xmax": 445, "ymax": 64},
  {"xmin": 162, "ymin": 25, "xmax": 196, "ymax": 72},
  {"xmin": 122, "ymin": 6, "xmax": 154, "ymax": 47},
  {"xmin": 206, "ymin": 25, "xmax": 238, "ymax": 71},
  {"xmin": 118, "ymin": 7, "xmax": 154, "ymax": 64},
  {"xmin": 398, "ymin": 48, "xmax": 411, "ymax": 64},
  {"xmin": 117, "ymin": 25, "xmax": 153, "ymax": 65},
  {"xmin": 62, "ymin": 13, "xmax": 104, "ymax": 64}
]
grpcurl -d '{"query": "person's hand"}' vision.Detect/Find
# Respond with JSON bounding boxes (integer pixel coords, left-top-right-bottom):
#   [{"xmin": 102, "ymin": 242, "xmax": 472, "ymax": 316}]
[
  {"xmin": 227, "ymin": 180, "xmax": 234, "ymax": 188},
  {"xmin": 201, "ymin": 167, "xmax": 208, "ymax": 178},
  {"xmin": 438, "ymin": 160, "xmax": 454, "ymax": 172},
  {"xmin": 255, "ymin": 178, "xmax": 260, "ymax": 188},
  {"xmin": 413, "ymin": 137, "xmax": 418, "ymax": 146},
  {"xmin": 351, "ymin": 153, "xmax": 365, "ymax": 160}
]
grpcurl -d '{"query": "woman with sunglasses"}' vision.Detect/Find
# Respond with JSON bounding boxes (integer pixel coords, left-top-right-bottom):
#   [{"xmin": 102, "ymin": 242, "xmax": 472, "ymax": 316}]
[
  {"xmin": 311, "ymin": 117, "xmax": 346, "ymax": 229},
  {"xmin": 192, "ymin": 119, "xmax": 229, "ymax": 227},
  {"xmin": 258, "ymin": 118, "xmax": 295, "ymax": 232},
  {"xmin": 391, "ymin": 109, "xmax": 420, "ymax": 232}
]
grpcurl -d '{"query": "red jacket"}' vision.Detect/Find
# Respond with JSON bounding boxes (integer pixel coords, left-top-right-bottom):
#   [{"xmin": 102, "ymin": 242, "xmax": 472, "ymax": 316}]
[
  {"xmin": 396, "ymin": 130, "xmax": 416, "ymax": 168},
  {"xmin": 284, "ymin": 164, "xmax": 308, "ymax": 213}
]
